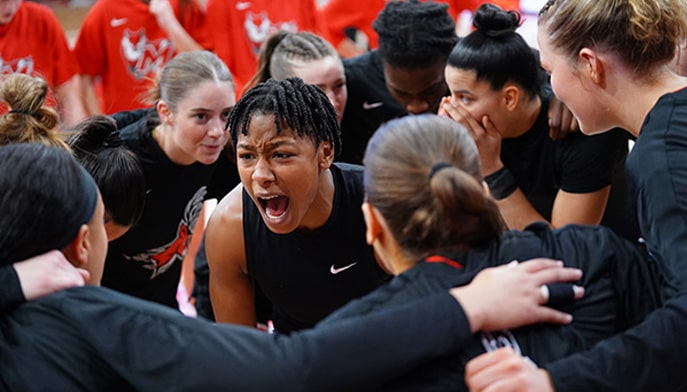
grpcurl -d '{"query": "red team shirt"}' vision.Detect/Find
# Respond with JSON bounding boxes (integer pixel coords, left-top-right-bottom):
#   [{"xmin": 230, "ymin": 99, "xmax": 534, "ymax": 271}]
[
  {"xmin": 205, "ymin": 0, "xmax": 319, "ymax": 95},
  {"xmin": 73, "ymin": 0, "xmax": 211, "ymax": 114},
  {"xmin": 0, "ymin": 1, "xmax": 78, "ymax": 112}
]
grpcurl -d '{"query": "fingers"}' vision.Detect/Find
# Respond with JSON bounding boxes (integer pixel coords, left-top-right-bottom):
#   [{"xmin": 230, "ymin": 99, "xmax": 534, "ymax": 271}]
[
  {"xmin": 481, "ymin": 115, "xmax": 501, "ymax": 139},
  {"xmin": 77, "ymin": 268, "xmax": 91, "ymax": 285},
  {"xmin": 466, "ymin": 348, "xmax": 525, "ymax": 392},
  {"xmin": 437, "ymin": 97, "xmax": 451, "ymax": 117},
  {"xmin": 466, "ymin": 348, "xmax": 553, "ymax": 392}
]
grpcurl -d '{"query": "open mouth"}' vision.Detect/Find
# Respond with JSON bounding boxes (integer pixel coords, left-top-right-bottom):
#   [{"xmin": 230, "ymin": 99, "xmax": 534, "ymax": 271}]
[{"xmin": 259, "ymin": 195, "xmax": 289, "ymax": 220}]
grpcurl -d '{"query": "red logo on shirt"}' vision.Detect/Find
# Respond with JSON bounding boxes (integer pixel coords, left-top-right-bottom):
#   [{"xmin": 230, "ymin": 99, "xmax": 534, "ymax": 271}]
[
  {"xmin": 0, "ymin": 55, "xmax": 34, "ymax": 76},
  {"xmin": 120, "ymin": 28, "xmax": 175, "ymax": 80},
  {"xmin": 123, "ymin": 187, "xmax": 206, "ymax": 279}
]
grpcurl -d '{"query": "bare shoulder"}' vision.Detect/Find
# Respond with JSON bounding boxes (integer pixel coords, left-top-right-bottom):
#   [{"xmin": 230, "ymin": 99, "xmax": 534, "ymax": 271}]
[{"xmin": 205, "ymin": 183, "xmax": 246, "ymax": 272}]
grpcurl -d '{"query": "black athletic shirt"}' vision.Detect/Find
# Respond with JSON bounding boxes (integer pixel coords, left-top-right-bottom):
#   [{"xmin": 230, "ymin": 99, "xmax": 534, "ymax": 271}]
[
  {"xmin": 243, "ymin": 162, "xmax": 390, "ymax": 333},
  {"xmin": 0, "ymin": 286, "xmax": 472, "ymax": 391},
  {"xmin": 502, "ymin": 89, "xmax": 637, "ymax": 241},
  {"xmin": 322, "ymin": 222, "xmax": 663, "ymax": 391},
  {"xmin": 544, "ymin": 87, "xmax": 687, "ymax": 392},
  {"xmin": 339, "ymin": 50, "xmax": 406, "ymax": 164},
  {"xmin": 103, "ymin": 109, "xmax": 239, "ymax": 308}
]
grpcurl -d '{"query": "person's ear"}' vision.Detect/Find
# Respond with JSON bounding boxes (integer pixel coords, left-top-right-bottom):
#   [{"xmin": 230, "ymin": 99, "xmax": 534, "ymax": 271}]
[
  {"xmin": 579, "ymin": 48, "xmax": 604, "ymax": 85},
  {"xmin": 62, "ymin": 225, "xmax": 90, "ymax": 268},
  {"xmin": 502, "ymin": 84, "xmax": 520, "ymax": 112},
  {"xmin": 318, "ymin": 141, "xmax": 334, "ymax": 170},
  {"xmin": 157, "ymin": 100, "xmax": 173, "ymax": 125},
  {"xmin": 362, "ymin": 202, "xmax": 384, "ymax": 246}
]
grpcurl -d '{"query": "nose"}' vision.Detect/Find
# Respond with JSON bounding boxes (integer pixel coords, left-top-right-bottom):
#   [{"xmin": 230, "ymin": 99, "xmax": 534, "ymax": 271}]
[
  {"xmin": 208, "ymin": 116, "xmax": 225, "ymax": 138},
  {"xmin": 325, "ymin": 90, "xmax": 343, "ymax": 113},
  {"xmin": 405, "ymin": 97, "xmax": 430, "ymax": 114},
  {"xmin": 252, "ymin": 158, "xmax": 275, "ymax": 184}
]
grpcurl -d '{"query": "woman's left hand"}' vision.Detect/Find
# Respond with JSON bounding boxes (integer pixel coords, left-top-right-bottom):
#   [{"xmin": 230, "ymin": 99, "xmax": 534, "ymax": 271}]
[{"xmin": 440, "ymin": 99, "xmax": 504, "ymax": 175}]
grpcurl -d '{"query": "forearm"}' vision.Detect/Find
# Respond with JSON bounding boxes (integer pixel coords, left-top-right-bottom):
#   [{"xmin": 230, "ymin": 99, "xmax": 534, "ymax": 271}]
[
  {"xmin": 161, "ymin": 20, "xmax": 202, "ymax": 52},
  {"xmin": 55, "ymin": 76, "xmax": 88, "ymax": 126},
  {"xmin": 79, "ymin": 75, "xmax": 102, "ymax": 116},
  {"xmin": 496, "ymin": 189, "xmax": 552, "ymax": 230}
]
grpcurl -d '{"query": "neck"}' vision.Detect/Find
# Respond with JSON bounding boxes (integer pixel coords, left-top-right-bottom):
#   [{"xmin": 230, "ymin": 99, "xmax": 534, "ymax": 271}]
[
  {"xmin": 609, "ymin": 66, "xmax": 687, "ymax": 137},
  {"xmin": 298, "ymin": 168, "xmax": 335, "ymax": 231},
  {"xmin": 503, "ymin": 94, "xmax": 541, "ymax": 138}
]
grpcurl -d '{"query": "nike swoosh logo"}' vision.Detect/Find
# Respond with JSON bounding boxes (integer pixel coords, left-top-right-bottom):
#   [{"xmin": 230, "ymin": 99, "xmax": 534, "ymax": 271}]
[
  {"xmin": 330, "ymin": 262, "xmax": 357, "ymax": 274},
  {"xmin": 362, "ymin": 101, "xmax": 383, "ymax": 110},
  {"xmin": 110, "ymin": 17, "xmax": 128, "ymax": 28},
  {"xmin": 236, "ymin": 1, "xmax": 251, "ymax": 10}
]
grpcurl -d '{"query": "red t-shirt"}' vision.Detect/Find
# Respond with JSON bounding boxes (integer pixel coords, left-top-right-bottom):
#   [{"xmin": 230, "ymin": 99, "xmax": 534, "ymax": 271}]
[
  {"xmin": 317, "ymin": 0, "xmax": 521, "ymax": 52},
  {"xmin": 73, "ymin": 0, "xmax": 211, "ymax": 114},
  {"xmin": 205, "ymin": 0, "xmax": 320, "ymax": 95},
  {"xmin": 0, "ymin": 1, "xmax": 78, "ymax": 111}
]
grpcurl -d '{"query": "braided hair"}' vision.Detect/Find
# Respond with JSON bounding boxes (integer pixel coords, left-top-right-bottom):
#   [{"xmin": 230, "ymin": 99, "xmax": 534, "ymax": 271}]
[
  {"xmin": 373, "ymin": 0, "xmax": 458, "ymax": 68},
  {"xmin": 227, "ymin": 77, "xmax": 341, "ymax": 156},
  {"xmin": 245, "ymin": 31, "xmax": 338, "ymax": 93}
]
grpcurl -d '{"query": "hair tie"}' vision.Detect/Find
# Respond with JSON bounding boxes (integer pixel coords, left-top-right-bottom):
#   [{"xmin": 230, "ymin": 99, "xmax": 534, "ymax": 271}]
[
  {"xmin": 103, "ymin": 131, "xmax": 124, "ymax": 148},
  {"xmin": 8, "ymin": 109, "xmax": 35, "ymax": 116},
  {"xmin": 429, "ymin": 162, "xmax": 452, "ymax": 179}
]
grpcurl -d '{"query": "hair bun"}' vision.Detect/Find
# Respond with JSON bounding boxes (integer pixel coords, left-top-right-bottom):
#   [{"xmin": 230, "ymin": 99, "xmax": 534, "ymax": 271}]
[{"xmin": 472, "ymin": 3, "xmax": 521, "ymax": 38}]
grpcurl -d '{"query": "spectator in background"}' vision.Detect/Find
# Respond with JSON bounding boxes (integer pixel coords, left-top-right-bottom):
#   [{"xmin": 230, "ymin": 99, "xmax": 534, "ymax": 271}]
[
  {"xmin": 74, "ymin": 0, "xmax": 211, "ymax": 114},
  {"xmin": 204, "ymin": 0, "xmax": 319, "ymax": 95},
  {"xmin": 0, "ymin": 0, "xmax": 86, "ymax": 125},
  {"xmin": 316, "ymin": 0, "xmax": 520, "ymax": 58}
]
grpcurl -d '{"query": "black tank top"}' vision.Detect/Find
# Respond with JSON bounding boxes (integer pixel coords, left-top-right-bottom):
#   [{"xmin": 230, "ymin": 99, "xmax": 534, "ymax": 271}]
[{"xmin": 243, "ymin": 163, "xmax": 390, "ymax": 333}]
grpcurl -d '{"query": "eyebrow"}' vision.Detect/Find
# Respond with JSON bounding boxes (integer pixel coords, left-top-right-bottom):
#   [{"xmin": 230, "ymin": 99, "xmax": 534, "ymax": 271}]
[
  {"xmin": 451, "ymin": 89, "xmax": 473, "ymax": 95},
  {"xmin": 236, "ymin": 139, "xmax": 296, "ymax": 151}
]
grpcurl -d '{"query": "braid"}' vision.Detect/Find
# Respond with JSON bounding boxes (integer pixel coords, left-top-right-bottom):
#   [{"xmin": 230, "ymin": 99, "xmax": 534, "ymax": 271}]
[
  {"xmin": 227, "ymin": 77, "xmax": 341, "ymax": 156},
  {"xmin": 374, "ymin": 0, "xmax": 458, "ymax": 67}
]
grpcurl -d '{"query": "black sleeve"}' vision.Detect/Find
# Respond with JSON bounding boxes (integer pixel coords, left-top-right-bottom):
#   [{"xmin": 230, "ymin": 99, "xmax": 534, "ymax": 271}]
[
  {"xmin": 545, "ymin": 294, "xmax": 687, "ymax": 392},
  {"xmin": 67, "ymin": 288, "xmax": 472, "ymax": 391},
  {"xmin": 0, "ymin": 265, "xmax": 25, "ymax": 312},
  {"xmin": 558, "ymin": 128, "xmax": 628, "ymax": 193}
]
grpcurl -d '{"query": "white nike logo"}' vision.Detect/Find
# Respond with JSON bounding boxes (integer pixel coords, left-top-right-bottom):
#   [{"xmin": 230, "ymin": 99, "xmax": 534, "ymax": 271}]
[
  {"xmin": 236, "ymin": 1, "xmax": 251, "ymax": 10},
  {"xmin": 362, "ymin": 101, "xmax": 383, "ymax": 110},
  {"xmin": 110, "ymin": 17, "xmax": 128, "ymax": 28},
  {"xmin": 330, "ymin": 262, "xmax": 357, "ymax": 274}
]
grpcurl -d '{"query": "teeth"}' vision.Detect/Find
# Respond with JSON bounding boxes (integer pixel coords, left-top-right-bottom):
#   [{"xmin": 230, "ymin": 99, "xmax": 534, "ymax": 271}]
[{"xmin": 265, "ymin": 209, "xmax": 286, "ymax": 219}]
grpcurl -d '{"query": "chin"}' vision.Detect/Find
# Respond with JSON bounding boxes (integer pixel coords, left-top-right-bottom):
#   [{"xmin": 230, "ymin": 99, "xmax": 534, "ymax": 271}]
[{"xmin": 579, "ymin": 123, "xmax": 613, "ymax": 136}]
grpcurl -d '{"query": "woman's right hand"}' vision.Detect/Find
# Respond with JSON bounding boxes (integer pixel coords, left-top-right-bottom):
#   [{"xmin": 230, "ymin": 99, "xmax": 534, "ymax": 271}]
[{"xmin": 450, "ymin": 258, "xmax": 583, "ymax": 333}]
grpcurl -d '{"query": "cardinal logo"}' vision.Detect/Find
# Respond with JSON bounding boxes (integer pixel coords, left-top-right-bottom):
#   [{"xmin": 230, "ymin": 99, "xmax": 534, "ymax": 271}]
[
  {"xmin": 120, "ymin": 28, "xmax": 175, "ymax": 80},
  {"xmin": 124, "ymin": 187, "xmax": 206, "ymax": 279}
]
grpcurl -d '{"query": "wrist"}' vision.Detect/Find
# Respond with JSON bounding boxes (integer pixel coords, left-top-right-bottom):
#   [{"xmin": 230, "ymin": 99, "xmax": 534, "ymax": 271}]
[
  {"xmin": 484, "ymin": 166, "xmax": 518, "ymax": 200},
  {"xmin": 449, "ymin": 286, "xmax": 483, "ymax": 333}
]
